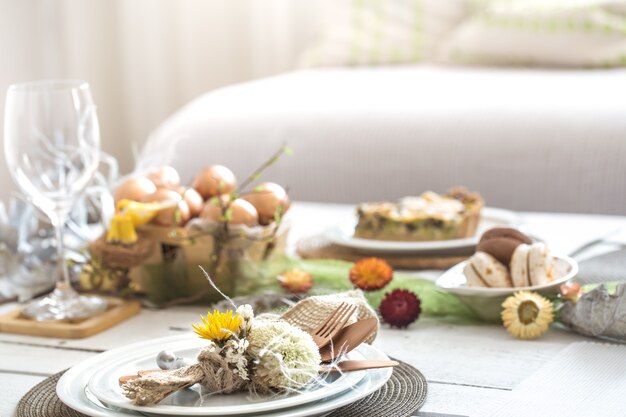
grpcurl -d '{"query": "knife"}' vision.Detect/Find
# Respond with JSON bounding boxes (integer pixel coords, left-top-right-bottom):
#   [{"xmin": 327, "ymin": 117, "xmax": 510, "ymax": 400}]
[{"xmin": 320, "ymin": 359, "xmax": 399, "ymax": 373}]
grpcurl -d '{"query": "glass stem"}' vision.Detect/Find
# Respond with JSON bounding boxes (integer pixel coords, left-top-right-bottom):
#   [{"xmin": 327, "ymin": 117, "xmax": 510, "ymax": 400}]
[{"xmin": 52, "ymin": 211, "xmax": 71, "ymax": 290}]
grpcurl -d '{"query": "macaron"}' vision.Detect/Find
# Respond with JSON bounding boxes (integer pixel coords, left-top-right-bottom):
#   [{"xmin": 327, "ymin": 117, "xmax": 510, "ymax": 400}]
[
  {"xmin": 479, "ymin": 227, "xmax": 532, "ymax": 245},
  {"xmin": 477, "ymin": 227, "xmax": 532, "ymax": 266},
  {"xmin": 510, "ymin": 243, "xmax": 554, "ymax": 287},
  {"xmin": 464, "ymin": 251, "xmax": 512, "ymax": 288}
]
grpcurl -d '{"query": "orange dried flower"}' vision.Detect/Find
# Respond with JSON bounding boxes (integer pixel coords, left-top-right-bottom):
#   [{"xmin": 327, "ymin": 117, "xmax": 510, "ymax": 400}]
[
  {"xmin": 278, "ymin": 268, "xmax": 313, "ymax": 293},
  {"xmin": 349, "ymin": 257, "xmax": 393, "ymax": 291},
  {"xmin": 560, "ymin": 282, "xmax": 583, "ymax": 303}
]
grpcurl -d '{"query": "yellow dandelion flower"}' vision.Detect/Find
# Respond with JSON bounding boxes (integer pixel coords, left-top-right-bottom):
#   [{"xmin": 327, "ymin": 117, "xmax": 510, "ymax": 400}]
[
  {"xmin": 192, "ymin": 310, "xmax": 243, "ymax": 342},
  {"xmin": 501, "ymin": 291, "xmax": 554, "ymax": 340}
]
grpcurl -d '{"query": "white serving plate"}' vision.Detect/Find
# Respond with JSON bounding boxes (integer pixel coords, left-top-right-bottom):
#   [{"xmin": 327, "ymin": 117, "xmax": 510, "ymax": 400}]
[
  {"xmin": 88, "ymin": 340, "xmax": 366, "ymax": 416},
  {"xmin": 324, "ymin": 207, "xmax": 520, "ymax": 253},
  {"xmin": 58, "ymin": 334, "xmax": 392, "ymax": 417}
]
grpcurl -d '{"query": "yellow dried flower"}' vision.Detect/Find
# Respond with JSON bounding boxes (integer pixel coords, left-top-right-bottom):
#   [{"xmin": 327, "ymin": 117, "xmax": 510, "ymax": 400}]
[
  {"xmin": 192, "ymin": 310, "xmax": 243, "ymax": 342},
  {"xmin": 501, "ymin": 291, "xmax": 554, "ymax": 340}
]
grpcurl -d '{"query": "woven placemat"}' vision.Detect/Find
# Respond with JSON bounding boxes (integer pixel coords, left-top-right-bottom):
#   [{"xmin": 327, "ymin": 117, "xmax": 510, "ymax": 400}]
[
  {"xmin": 16, "ymin": 371, "xmax": 85, "ymax": 417},
  {"xmin": 16, "ymin": 360, "xmax": 426, "ymax": 417},
  {"xmin": 327, "ymin": 360, "xmax": 427, "ymax": 417},
  {"xmin": 297, "ymin": 235, "xmax": 468, "ymax": 270}
]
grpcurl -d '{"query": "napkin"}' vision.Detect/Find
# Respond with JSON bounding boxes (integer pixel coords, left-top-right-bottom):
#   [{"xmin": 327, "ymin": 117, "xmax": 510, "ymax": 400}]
[{"xmin": 482, "ymin": 342, "xmax": 626, "ymax": 417}]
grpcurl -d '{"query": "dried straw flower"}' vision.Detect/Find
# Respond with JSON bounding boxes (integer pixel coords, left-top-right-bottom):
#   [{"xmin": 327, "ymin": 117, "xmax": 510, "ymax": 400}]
[
  {"xmin": 192, "ymin": 310, "xmax": 243, "ymax": 342},
  {"xmin": 349, "ymin": 257, "xmax": 393, "ymax": 291},
  {"xmin": 502, "ymin": 291, "xmax": 554, "ymax": 340},
  {"xmin": 379, "ymin": 289, "xmax": 421, "ymax": 328},
  {"xmin": 560, "ymin": 282, "xmax": 583, "ymax": 303},
  {"xmin": 278, "ymin": 268, "xmax": 314, "ymax": 293}
]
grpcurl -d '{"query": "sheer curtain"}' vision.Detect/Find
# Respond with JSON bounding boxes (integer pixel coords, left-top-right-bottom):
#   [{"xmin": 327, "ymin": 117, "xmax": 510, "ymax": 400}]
[{"xmin": 0, "ymin": 0, "xmax": 326, "ymax": 201}]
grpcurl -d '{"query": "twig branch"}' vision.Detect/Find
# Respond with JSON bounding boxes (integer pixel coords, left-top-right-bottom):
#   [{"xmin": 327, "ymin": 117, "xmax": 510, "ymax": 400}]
[{"xmin": 236, "ymin": 144, "xmax": 291, "ymax": 194}]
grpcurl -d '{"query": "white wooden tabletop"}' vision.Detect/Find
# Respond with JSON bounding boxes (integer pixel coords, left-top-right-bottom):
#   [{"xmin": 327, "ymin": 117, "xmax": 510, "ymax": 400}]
[{"xmin": 1, "ymin": 202, "xmax": 626, "ymax": 417}]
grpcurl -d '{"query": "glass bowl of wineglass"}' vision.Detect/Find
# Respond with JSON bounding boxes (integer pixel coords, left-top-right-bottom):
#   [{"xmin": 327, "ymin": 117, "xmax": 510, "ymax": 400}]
[{"xmin": 4, "ymin": 79, "xmax": 107, "ymax": 320}]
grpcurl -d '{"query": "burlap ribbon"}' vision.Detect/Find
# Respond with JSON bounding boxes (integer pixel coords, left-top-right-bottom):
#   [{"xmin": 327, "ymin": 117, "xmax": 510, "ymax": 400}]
[{"xmin": 122, "ymin": 346, "xmax": 249, "ymax": 405}]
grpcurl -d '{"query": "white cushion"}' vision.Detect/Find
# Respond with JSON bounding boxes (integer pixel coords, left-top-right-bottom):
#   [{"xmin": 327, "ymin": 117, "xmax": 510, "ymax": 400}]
[
  {"xmin": 300, "ymin": 0, "xmax": 470, "ymax": 66},
  {"xmin": 439, "ymin": 0, "xmax": 626, "ymax": 67}
]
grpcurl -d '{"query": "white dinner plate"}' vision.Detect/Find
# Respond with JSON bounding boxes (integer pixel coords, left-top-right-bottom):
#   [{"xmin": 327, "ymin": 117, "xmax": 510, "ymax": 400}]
[
  {"xmin": 58, "ymin": 334, "xmax": 392, "ymax": 417},
  {"xmin": 436, "ymin": 254, "xmax": 578, "ymax": 297},
  {"xmin": 88, "ymin": 339, "xmax": 366, "ymax": 416},
  {"xmin": 323, "ymin": 207, "xmax": 521, "ymax": 253}
]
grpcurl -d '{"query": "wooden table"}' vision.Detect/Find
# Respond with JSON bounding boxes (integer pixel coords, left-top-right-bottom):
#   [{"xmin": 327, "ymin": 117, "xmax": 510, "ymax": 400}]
[{"xmin": 2, "ymin": 202, "xmax": 625, "ymax": 417}]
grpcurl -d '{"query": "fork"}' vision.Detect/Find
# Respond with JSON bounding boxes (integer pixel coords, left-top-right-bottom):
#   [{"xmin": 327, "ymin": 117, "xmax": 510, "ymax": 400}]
[{"xmin": 310, "ymin": 302, "xmax": 357, "ymax": 348}]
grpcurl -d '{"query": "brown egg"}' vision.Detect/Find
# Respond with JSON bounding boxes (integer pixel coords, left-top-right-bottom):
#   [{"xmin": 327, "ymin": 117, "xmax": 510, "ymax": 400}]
[
  {"xmin": 114, "ymin": 177, "xmax": 157, "ymax": 202},
  {"xmin": 200, "ymin": 197, "xmax": 258, "ymax": 227},
  {"xmin": 144, "ymin": 188, "xmax": 191, "ymax": 227},
  {"xmin": 192, "ymin": 165, "xmax": 237, "ymax": 199},
  {"xmin": 147, "ymin": 166, "xmax": 181, "ymax": 189},
  {"xmin": 228, "ymin": 199, "xmax": 259, "ymax": 226},
  {"xmin": 199, "ymin": 194, "xmax": 233, "ymax": 222},
  {"xmin": 199, "ymin": 197, "xmax": 225, "ymax": 223},
  {"xmin": 241, "ymin": 182, "xmax": 290, "ymax": 225},
  {"xmin": 178, "ymin": 187, "xmax": 204, "ymax": 217}
]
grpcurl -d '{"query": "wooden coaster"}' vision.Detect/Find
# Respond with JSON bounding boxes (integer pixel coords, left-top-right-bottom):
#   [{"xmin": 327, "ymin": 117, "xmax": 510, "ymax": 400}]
[
  {"xmin": 297, "ymin": 235, "xmax": 469, "ymax": 270},
  {"xmin": 0, "ymin": 297, "xmax": 140, "ymax": 339}
]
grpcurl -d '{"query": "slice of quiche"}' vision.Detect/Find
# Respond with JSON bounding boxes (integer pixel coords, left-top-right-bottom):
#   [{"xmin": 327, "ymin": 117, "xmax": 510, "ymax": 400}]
[{"xmin": 354, "ymin": 187, "xmax": 483, "ymax": 241}]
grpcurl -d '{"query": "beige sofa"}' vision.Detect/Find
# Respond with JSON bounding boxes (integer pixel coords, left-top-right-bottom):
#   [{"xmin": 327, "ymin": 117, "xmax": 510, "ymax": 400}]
[{"xmin": 142, "ymin": 65, "xmax": 626, "ymax": 215}]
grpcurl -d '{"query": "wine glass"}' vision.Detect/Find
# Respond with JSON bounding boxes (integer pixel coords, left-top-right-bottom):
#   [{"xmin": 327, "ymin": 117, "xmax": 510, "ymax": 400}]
[{"xmin": 4, "ymin": 80, "xmax": 107, "ymax": 320}]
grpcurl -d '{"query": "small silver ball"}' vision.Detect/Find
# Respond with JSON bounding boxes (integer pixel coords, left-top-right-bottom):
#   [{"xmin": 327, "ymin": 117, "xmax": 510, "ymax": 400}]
[{"xmin": 156, "ymin": 350, "xmax": 177, "ymax": 370}]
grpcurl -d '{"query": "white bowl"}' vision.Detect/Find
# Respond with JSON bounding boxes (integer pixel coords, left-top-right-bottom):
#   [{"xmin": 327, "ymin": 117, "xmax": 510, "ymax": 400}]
[{"xmin": 436, "ymin": 255, "xmax": 579, "ymax": 322}]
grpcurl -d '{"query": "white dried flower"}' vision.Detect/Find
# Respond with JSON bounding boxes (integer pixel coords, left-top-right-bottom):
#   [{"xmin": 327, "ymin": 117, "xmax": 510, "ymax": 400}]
[
  {"xmin": 247, "ymin": 320, "xmax": 320, "ymax": 390},
  {"xmin": 236, "ymin": 304, "xmax": 254, "ymax": 335},
  {"xmin": 237, "ymin": 304, "xmax": 254, "ymax": 321},
  {"xmin": 222, "ymin": 338, "xmax": 250, "ymax": 380}
]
